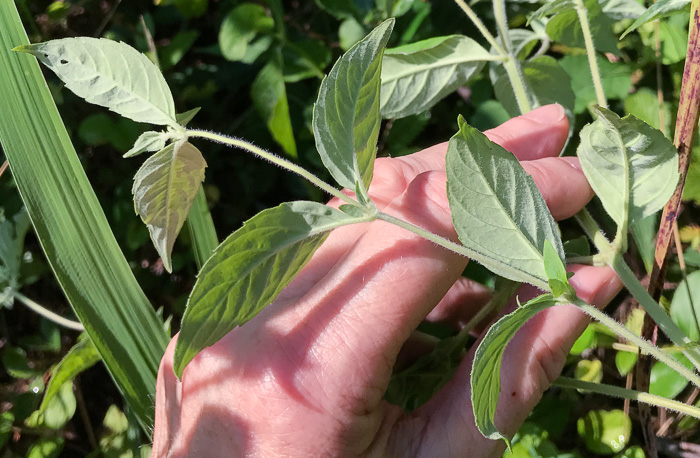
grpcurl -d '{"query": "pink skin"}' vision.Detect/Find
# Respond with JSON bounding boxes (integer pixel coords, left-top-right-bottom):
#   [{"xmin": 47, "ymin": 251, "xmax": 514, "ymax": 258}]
[{"xmin": 152, "ymin": 104, "xmax": 622, "ymax": 457}]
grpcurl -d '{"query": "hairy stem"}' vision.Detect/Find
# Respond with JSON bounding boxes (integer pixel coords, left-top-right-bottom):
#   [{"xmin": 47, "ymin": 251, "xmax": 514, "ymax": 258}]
[
  {"xmin": 575, "ymin": 208, "xmax": 700, "ymax": 369},
  {"xmin": 573, "ymin": 298, "xmax": 700, "ymax": 388},
  {"xmin": 186, "ymin": 129, "xmax": 355, "ymax": 206},
  {"xmin": 13, "ymin": 291, "xmax": 84, "ymax": 331},
  {"xmin": 453, "ymin": 0, "xmax": 505, "ymax": 55},
  {"xmin": 554, "ymin": 377, "xmax": 700, "ymax": 419},
  {"xmin": 574, "ymin": 0, "xmax": 607, "ymax": 108}
]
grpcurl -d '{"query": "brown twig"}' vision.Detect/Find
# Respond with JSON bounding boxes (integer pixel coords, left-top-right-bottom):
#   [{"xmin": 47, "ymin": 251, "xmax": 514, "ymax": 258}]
[{"xmin": 0, "ymin": 160, "xmax": 8, "ymax": 180}]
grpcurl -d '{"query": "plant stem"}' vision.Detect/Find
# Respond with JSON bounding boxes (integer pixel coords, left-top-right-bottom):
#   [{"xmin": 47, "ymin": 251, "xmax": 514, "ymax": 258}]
[
  {"xmin": 574, "ymin": 0, "xmax": 607, "ymax": 108},
  {"xmin": 186, "ymin": 129, "xmax": 356, "ymax": 206},
  {"xmin": 575, "ymin": 208, "xmax": 700, "ymax": 369},
  {"xmin": 453, "ymin": 0, "xmax": 506, "ymax": 55},
  {"xmin": 573, "ymin": 298, "xmax": 700, "ymax": 388},
  {"xmin": 12, "ymin": 291, "xmax": 84, "ymax": 331},
  {"xmin": 0, "ymin": 160, "xmax": 8, "ymax": 180},
  {"xmin": 376, "ymin": 211, "xmax": 549, "ymax": 290},
  {"xmin": 553, "ymin": 377, "xmax": 700, "ymax": 419},
  {"xmin": 492, "ymin": 0, "xmax": 512, "ymax": 54}
]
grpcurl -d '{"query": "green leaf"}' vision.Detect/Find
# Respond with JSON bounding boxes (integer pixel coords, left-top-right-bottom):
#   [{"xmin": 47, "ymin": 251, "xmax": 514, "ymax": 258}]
[
  {"xmin": 133, "ymin": 141, "xmax": 206, "ymax": 273},
  {"xmin": 218, "ymin": 3, "xmax": 274, "ymax": 63},
  {"xmin": 77, "ymin": 113, "xmax": 142, "ymax": 151},
  {"xmin": 25, "ymin": 381, "xmax": 76, "ymax": 429},
  {"xmin": 380, "ymin": 35, "xmax": 493, "ymax": 119},
  {"xmin": 174, "ymin": 201, "xmax": 372, "ymax": 377},
  {"xmin": 615, "ymin": 308, "xmax": 644, "ymax": 375},
  {"xmin": 631, "ymin": 213, "xmax": 658, "ymax": 274},
  {"xmin": 650, "ymin": 352, "xmax": 693, "ymax": 398},
  {"xmin": 40, "ymin": 335, "xmax": 100, "ymax": 414},
  {"xmin": 622, "ymin": 0, "xmax": 690, "ymax": 38},
  {"xmin": 176, "ymin": 107, "xmax": 201, "ymax": 126},
  {"xmin": 0, "ymin": 411, "xmax": 13, "ymax": 450},
  {"xmin": 159, "ymin": 30, "xmax": 199, "ymax": 71},
  {"xmin": 0, "ymin": 208, "xmax": 30, "ymax": 307},
  {"xmin": 339, "ymin": 18, "xmax": 368, "ymax": 51},
  {"xmin": 251, "ymin": 54, "xmax": 297, "ymax": 158},
  {"xmin": 124, "ymin": 131, "xmax": 168, "ymax": 158},
  {"xmin": 313, "ymin": 18, "xmax": 394, "ymax": 190},
  {"xmin": 2, "ymin": 346, "xmax": 42, "ymax": 379},
  {"xmin": 0, "ymin": 2, "xmax": 169, "ymax": 432},
  {"xmin": 492, "ymin": 55, "xmax": 575, "ymax": 129},
  {"xmin": 577, "ymin": 410, "xmax": 631, "ymax": 454},
  {"xmin": 446, "ymin": 119, "xmax": 564, "ymax": 287},
  {"xmin": 471, "ymin": 294, "xmax": 558, "ymax": 443},
  {"xmin": 624, "ymin": 87, "xmax": 671, "ymax": 134},
  {"xmin": 15, "ymin": 38, "xmax": 177, "ymax": 126},
  {"xmin": 314, "ymin": 0, "xmax": 364, "ymax": 20},
  {"xmin": 670, "ymin": 270, "xmax": 700, "ymax": 342},
  {"xmin": 574, "ymin": 359, "xmax": 603, "ymax": 383},
  {"xmin": 26, "ymin": 436, "xmax": 64, "ymax": 458},
  {"xmin": 577, "ymin": 107, "xmax": 679, "ymax": 231},
  {"xmin": 570, "ymin": 324, "xmax": 597, "ymax": 355},
  {"xmin": 543, "ymin": 239, "xmax": 574, "ymax": 298},
  {"xmin": 599, "ymin": 0, "xmax": 646, "ymax": 20},
  {"xmin": 545, "ymin": 0, "xmax": 620, "ymax": 55},
  {"xmin": 281, "ymin": 38, "xmax": 331, "ymax": 82},
  {"xmin": 531, "ymin": 0, "xmax": 576, "ymax": 21},
  {"xmin": 559, "ymin": 55, "xmax": 632, "ymax": 113}
]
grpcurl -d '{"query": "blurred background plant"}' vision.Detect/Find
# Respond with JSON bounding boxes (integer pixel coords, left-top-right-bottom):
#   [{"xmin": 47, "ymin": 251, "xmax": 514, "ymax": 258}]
[{"xmin": 2, "ymin": 0, "xmax": 700, "ymax": 456}]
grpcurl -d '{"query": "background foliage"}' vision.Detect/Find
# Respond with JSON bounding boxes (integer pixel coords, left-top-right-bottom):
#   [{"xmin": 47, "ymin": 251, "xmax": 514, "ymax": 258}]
[{"xmin": 2, "ymin": 0, "xmax": 700, "ymax": 456}]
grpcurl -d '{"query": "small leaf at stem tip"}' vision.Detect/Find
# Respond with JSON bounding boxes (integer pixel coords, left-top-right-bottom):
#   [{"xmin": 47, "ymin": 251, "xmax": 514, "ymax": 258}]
[
  {"xmin": 577, "ymin": 106, "xmax": 679, "ymax": 232},
  {"xmin": 124, "ymin": 131, "xmax": 168, "ymax": 158},
  {"xmin": 176, "ymin": 107, "xmax": 201, "ymax": 127},
  {"xmin": 313, "ymin": 18, "xmax": 394, "ymax": 191},
  {"xmin": 543, "ymin": 239, "xmax": 575, "ymax": 298},
  {"xmin": 173, "ymin": 201, "xmax": 372, "ymax": 378},
  {"xmin": 15, "ymin": 38, "xmax": 177, "ymax": 126},
  {"xmin": 132, "ymin": 141, "xmax": 207, "ymax": 272},
  {"xmin": 471, "ymin": 293, "xmax": 558, "ymax": 443}
]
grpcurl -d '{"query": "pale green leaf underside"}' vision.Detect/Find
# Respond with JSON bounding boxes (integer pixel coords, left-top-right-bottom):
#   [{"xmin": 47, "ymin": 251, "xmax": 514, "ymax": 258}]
[
  {"xmin": 446, "ymin": 118, "xmax": 564, "ymax": 288},
  {"xmin": 577, "ymin": 107, "xmax": 679, "ymax": 228},
  {"xmin": 174, "ymin": 201, "xmax": 371, "ymax": 377},
  {"xmin": 124, "ymin": 130, "xmax": 167, "ymax": 158},
  {"xmin": 133, "ymin": 141, "xmax": 207, "ymax": 272},
  {"xmin": 622, "ymin": 0, "xmax": 690, "ymax": 38},
  {"xmin": 471, "ymin": 294, "xmax": 558, "ymax": 443},
  {"xmin": 16, "ymin": 38, "xmax": 177, "ymax": 126},
  {"xmin": 380, "ymin": 35, "xmax": 493, "ymax": 119},
  {"xmin": 313, "ymin": 18, "xmax": 394, "ymax": 190}
]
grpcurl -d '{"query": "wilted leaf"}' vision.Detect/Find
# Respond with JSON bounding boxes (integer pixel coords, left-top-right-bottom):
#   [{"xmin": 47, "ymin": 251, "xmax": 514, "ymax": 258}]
[
  {"xmin": 313, "ymin": 19, "xmax": 394, "ymax": 190},
  {"xmin": 133, "ymin": 141, "xmax": 207, "ymax": 272},
  {"xmin": 251, "ymin": 55, "xmax": 297, "ymax": 158},
  {"xmin": 16, "ymin": 38, "xmax": 177, "ymax": 126},
  {"xmin": 380, "ymin": 35, "xmax": 493, "ymax": 119},
  {"xmin": 174, "ymin": 201, "xmax": 373, "ymax": 377}
]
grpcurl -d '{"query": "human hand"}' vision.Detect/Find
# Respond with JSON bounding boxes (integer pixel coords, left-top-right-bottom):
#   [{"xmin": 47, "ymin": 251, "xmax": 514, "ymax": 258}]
[{"xmin": 152, "ymin": 104, "xmax": 622, "ymax": 457}]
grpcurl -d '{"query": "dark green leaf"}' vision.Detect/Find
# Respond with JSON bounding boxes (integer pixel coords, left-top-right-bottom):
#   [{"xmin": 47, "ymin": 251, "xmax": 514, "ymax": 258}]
[
  {"xmin": 650, "ymin": 352, "xmax": 693, "ymax": 398},
  {"xmin": 313, "ymin": 19, "xmax": 394, "ymax": 190},
  {"xmin": 380, "ymin": 35, "xmax": 493, "ymax": 119},
  {"xmin": 0, "ymin": 208, "xmax": 30, "ymax": 307},
  {"xmin": 218, "ymin": 3, "xmax": 275, "ymax": 63},
  {"xmin": 559, "ymin": 55, "xmax": 632, "ymax": 113},
  {"xmin": 159, "ymin": 30, "xmax": 199, "ymax": 71},
  {"xmin": 251, "ymin": 54, "xmax": 297, "ymax": 158},
  {"xmin": 471, "ymin": 294, "xmax": 558, "ymax": 443},
  {"xmin": 2, "ymin": 346, "xmax": 42, "ymax": 379},
  {"xmin": 446, "ymin": 119, "xmax": 564, "ymax": 287},
  {"xmin": 174, "ymin": 201, "xmax": 372, "ymax": 377},
  {"xmin": 545, "ymin": 0, "xmax": 620, "ymax": 55},
  {"xmin": 281, "ymin": 39, "xmax": 331, "ymax": 83},
  {"xmin": 133, "ymin": 141, "xmax": 207, "ymax": 272},
  {"xmin": 670, "ymin": 270, "xmax": 700, "ymax": 342}
]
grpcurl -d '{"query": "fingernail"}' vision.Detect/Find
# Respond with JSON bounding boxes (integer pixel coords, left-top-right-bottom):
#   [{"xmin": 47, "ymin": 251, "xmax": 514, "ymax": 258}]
[{"xmin": 524, "ymin": 104, "xmax": 566, "ymax": 124}]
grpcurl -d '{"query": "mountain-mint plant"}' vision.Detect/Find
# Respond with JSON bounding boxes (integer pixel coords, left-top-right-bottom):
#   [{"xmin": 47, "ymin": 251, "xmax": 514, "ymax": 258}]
[{"xmin": 13, "ymin": 0, "xmax": 700, "ymax": 450}]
